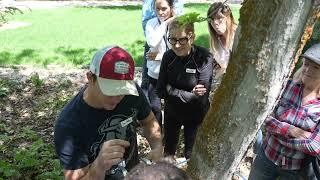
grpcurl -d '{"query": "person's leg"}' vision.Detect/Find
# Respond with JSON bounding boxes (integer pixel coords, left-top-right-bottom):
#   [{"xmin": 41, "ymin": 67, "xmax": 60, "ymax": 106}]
[
  {"xmin": 248, "ymin": 148, "xmax": 278, "ymax": 180},
  {"xmin": 297, "ymin": 160, "xmax": 317, "ymax": 180},
  {"xmin": 278, "ymin": 168, "xmax": 305, "ymax": 180},
  {"xmin": 311, "ymin": 156, "xmax": 320, "ymax": 179},
  {"xmin": 183, "ymin": 123, "xmax": 199, "ymax": 159},
  {"xmin": 148, "ymin": 77, "xmax": 162, "ymax": 128},
  {"xmin": 253, "ymin": 129, "xmax": 263, "ymax": 154},
  {"xmin": 141, "ymin": 43, "xmax": 150, "ymax": 90},
  {"xmin": 163, "ymin": 106, "xmax": 181, "ymax": 157},
  {"xmin": 277, "ymin": 160, "xmax": 317, "ymax": 180}
]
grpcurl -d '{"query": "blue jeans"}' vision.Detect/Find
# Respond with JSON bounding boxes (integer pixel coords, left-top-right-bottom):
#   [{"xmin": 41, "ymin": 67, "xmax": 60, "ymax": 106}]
[
  {"xmin": 253, "ymin": 129, "xmax": 263, "ymax": 154},
  {"xmin": 249, "ymin": 148, "xmax": 316, "ymax": 180},
  {"xmin": 148, "ymin": 76, "xmax": 162, "ymax": 128}
]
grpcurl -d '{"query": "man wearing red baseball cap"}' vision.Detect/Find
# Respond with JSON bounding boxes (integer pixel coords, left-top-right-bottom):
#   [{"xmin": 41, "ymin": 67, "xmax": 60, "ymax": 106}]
[{"xmin": 54, "ymin": 46, "xmax": 163, "ymax": 180}]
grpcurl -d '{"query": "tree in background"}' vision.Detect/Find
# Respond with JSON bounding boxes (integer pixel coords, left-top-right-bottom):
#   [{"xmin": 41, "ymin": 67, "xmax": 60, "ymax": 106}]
[
  {"xmin": 188, "ymin": 0, "xmax": 320, "ymax": 179},
  {"xmin": 294, "ymin": 19, "xmax": 320, "ymax": 72},
  {"xmin": 0, "ymin": 3, "xmax": 24, "ymax": 26}
]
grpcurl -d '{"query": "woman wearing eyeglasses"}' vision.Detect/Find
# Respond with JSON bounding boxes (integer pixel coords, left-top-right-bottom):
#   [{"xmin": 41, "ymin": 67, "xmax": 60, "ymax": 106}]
[
  {"xmin": 145, "ymin": 0, "xmax": 175, "ymax": 128},
  {"xmin": 156, "ymin": 19, "xmax": 218, "ymax": 160},
  {"xmin": 207, "ymin": 1, "xmax": 237, "ymax": 90}
]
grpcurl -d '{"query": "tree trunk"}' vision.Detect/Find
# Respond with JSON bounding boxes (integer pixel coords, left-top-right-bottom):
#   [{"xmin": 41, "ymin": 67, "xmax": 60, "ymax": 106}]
[{"xmin": 188, "ymin": 0, "xmax": 320, "ymax": 179}]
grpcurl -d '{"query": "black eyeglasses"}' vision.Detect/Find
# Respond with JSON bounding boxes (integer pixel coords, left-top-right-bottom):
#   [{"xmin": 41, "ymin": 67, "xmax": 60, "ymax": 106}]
[{"xmin": 168, "ymin": 35, "xmax": 192, "ymax": 45}]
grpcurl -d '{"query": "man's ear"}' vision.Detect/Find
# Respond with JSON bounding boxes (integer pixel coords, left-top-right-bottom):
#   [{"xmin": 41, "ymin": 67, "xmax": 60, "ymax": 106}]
[
  {"xmin": 171, "ymin": 8, "xmax": 175, "ymax": 16},
  {"xmin": 86, "ymin": 71, "xmax": 94, "ymax": 83},
  {"xmin": 191, "ymin": 33, "xmax": 196, "ymax": 44}
]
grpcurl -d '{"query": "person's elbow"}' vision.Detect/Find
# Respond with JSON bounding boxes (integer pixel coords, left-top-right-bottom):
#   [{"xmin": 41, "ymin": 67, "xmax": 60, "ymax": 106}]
[{"xmin": 141, "ymin": 112, "xmax": 161, "ymax": 135}]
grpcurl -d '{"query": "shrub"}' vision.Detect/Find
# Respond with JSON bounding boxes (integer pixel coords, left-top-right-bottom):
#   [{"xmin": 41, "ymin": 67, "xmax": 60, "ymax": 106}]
[
  {"xmin": 30, "ymin": 73, "xmax": 44, "ymax": 88},
  {"xmin": 0, "ymin": 5, "xmax": 23, "ymax": 25},
  {"xmin": 293, "ymin": 19, "xmax": 320, "ymax": 73},
  {"xmin": 0, "ymin": 127, "xmax": 63, "ymax": 179}
]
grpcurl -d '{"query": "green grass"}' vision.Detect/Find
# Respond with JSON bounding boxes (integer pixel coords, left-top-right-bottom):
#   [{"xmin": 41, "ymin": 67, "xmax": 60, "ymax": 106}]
[{"xmin": 0, "ymin": 4, "xmax": 240, "ymax": 67}]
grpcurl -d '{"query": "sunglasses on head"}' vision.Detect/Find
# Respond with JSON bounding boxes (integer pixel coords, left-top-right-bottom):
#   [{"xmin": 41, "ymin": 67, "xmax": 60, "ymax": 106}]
[{"xmin": 207, "ymin": 0, "xmax": 231, "ymax": 20}]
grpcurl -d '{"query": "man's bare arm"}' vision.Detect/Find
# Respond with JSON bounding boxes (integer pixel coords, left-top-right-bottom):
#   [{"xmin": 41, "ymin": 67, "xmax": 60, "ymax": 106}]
[{"xmin": 140, "ymin": 112, "xmax": 163, "ymax": 161}]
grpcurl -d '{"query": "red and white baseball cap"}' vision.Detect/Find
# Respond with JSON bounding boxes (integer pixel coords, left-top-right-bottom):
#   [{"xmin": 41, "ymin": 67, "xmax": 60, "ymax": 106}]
[{"xmin": 89, "ymin": 46, "xmax": 138, "ymax": 96}]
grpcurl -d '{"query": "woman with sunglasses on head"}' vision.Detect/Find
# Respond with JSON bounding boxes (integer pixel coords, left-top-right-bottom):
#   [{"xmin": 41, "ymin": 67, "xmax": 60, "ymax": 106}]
[
  {"xmin": 156, "ymin": 18, "xmax": 218, "ymax": 160},
  {"xmin": 145, "ymin": 0, "xmax": 175, "ymax": 128},
  {"xmin": 207, "ymin": 1, "xmax": 237, "ymax": 90}
]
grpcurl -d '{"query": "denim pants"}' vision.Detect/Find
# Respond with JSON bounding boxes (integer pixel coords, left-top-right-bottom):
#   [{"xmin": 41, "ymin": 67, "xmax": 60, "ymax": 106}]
[
  {"xmin": 253, "ymin": 129, "xmax": 263, "ymax": 154},
  {"xmin": 148, "ymin": 77, "xmax": 162, "ymax": 128},
  {"xmin": 249, "ymin": 147, "xmax": 316, "ymax": 180}
]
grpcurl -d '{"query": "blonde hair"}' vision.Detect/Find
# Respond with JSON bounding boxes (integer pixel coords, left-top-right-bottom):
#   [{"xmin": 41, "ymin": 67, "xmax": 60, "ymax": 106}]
[{"xmin": 207, "ymin": 2, "xmax": 237, "ymax": 54}]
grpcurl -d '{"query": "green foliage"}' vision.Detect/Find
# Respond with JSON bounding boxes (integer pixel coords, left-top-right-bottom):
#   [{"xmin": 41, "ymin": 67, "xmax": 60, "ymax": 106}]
[
  {"xmin": 0, "ymin": 139, "xmax": 62, "ymax": 179},
  {"xmin": 305, "ymin": 19, "xmax": 320, "ymax": 51},
  {"xmin": 55, "ymin": 46, "xmax": 97, "ymax": 65},
  {"xmin": 36, "ymin": 159, "xmax": 62, "ymax": 180},
  {"xmin": 0, "ymin": 128, "xmax": 63, "ymax": 179},
  {"xmin": 53, "ymin": 94, "xmax": 71, "ymax": 109},
  {"xmin": 293, "ymin": 19, "xmax": 320, "ymax": 72},
  {"xmin": 0, "ymin": 123, "xmax": 13, "ymax": 162},
  {"xmin": 125, "ymin": 40, "xmax": 145, "ymax": 66},
  {"xmin": 14, "ymin": 141, "xmax": 43, "ymax": 170},
  {"xmin": 0, "ymin": 160, "xmax": 20, "ymax": 178},
  {"xmin": 0, "ymin": 86, "xmax": 9, "ymax": 97},
  {"xmin": 18, "ymin": 127, "xmax": 39, "ymax": 141},
  {"xmin": 57, "ymin": 78, "xmax": 72, "ymax": 89},
  {"xmin": 176, "ymin": 12, "xmax": 207, "ymax": 27},
  {"xmin": 0, "ymin": 78, "xmax": 19, "ymax": 97},
  {"xmin": 0, "ymin": 5, "xmax": 23, "ymax": 25},
  {"xmin": 29, "ymin": 73, "xmax": 44, "ymax": 88}
]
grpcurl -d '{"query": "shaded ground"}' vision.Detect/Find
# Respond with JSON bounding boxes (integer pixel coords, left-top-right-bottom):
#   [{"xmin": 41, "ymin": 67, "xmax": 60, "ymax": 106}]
[
  {"xmin": 0, "ymin": 1, "xmax": 246, "ymax": 179},
  {"xmin": 0, "ymin": 65, "xmax": 253, "ymax": 179},
  {"xmin": 0, "ymin": 66, "xmax": 85, "ymax": 179}
]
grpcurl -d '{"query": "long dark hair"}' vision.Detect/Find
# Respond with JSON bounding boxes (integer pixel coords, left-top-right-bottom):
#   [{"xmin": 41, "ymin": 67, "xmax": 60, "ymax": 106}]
[{"xmin": 152, "ymin": 0, "xmax": 174, "ymax": 10}]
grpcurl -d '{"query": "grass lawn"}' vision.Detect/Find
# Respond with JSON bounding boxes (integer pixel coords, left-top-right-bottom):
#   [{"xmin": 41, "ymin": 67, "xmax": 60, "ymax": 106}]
[{"xmin": 0, "ymin": 3, "xmax": 240, "ymax": 67}]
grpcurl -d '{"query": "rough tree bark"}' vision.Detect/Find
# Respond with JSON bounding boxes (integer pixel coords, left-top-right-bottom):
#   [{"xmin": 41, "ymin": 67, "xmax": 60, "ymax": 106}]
[{"xmin": 188, "ymin": 0, "xmax": 320, "ymax": 179}]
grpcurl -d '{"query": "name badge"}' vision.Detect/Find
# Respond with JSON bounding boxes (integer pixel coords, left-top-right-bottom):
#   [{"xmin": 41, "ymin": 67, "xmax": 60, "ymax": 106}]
[
  {"xmin": 121, "ymin": 117, "xmax": 133, "ymax": 127},
  {"xmin": 186, "ymin": 68, "xmax": 196, "ymax": 74}
]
